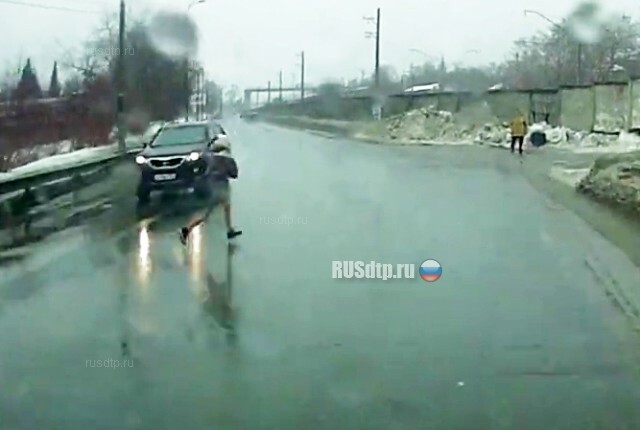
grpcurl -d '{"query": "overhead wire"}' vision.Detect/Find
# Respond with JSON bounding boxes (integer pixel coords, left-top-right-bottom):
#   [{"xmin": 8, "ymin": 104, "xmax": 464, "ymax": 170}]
[{"xmin": 0, "ymin": 0, "xmax": 102, "ymax": 14}]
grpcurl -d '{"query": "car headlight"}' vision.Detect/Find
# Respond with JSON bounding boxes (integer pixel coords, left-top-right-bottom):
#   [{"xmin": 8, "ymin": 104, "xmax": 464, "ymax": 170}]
[
  {"xmin": 135, "ymin": 155, "xmax": 146, "ymax": 165},
  {"xmin": 188, "ymin": 152, "xmax": 200, "ymax": 161}
]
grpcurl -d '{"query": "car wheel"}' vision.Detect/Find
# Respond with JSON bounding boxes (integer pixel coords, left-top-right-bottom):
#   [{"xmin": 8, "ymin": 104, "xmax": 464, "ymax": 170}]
[
  {"xmin": 194, "ymin": 180, "xmax": 211, "ymax": 199},
  {"xmin": 137, "ymin": 184, "xmax": 151, "ymax": 204}
]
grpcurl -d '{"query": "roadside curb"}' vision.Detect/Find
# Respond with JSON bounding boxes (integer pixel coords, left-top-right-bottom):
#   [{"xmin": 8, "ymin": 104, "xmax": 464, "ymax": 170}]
[
  {"xmin": 259, "ymin": 116, "xmax": 517, "ymax": 149},
  {"xmin": 584, "ymin": 255, "xmax": 640, "ymax": 331}
]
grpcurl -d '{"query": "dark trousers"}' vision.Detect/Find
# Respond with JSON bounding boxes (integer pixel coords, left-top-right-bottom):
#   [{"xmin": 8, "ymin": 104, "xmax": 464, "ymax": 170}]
[
  {"xmin": 511, "ymin": 135, "xmax": 524, "ymax": 154},
  {"xmin": 187, "ymin": 180, "xmax": 230, "ymax": 231}
]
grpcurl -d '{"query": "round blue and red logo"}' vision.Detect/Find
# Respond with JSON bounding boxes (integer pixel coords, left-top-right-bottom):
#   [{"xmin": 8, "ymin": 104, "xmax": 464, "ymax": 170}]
[{"xmin": 419, "ymin": 259, "xmax": 442, "ymax": 282}]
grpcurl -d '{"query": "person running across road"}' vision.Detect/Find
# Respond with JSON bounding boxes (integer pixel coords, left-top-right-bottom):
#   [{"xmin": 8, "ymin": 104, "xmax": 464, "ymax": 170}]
[
  {"xmin": 509, "ymin": 110, "xmax": 528, "ymax": 155},
  {"xmin": 179, "ymin": 141, "xmax": 242, "ymax": 244}
]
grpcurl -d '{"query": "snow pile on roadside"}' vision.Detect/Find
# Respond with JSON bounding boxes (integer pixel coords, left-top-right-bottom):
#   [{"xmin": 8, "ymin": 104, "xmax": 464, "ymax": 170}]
[
  {"xmin": 2, "ymin": 140, "xmax": 76, "ymax": 172},
  {"xmin": 528, "ymin": 122, "xmax": 571, "ymax": 144},
  {"xmin": 567, "ymin": 130, "xmax": 640, "ymax": 153},
  {"xmin": 549, "ymin": 166, "xmax": 591, "ymax": 188},
  {"xmin": 383, "ymin": 107, "xmax": 503, "ymax": 145},
  {"xmin": 474, "ymin": 123, "xmax": 509, "ymax": 145},
  {"xmin": 0, "ymin": 145, "xmax": 119, "ymax": 180},
  {"xmin": 381, "ymin": 109, "xmax": 640, "ymax": 151},
  {"xmin": 520, "ymin": 122, "xmax": 640, "ymax": 153},
  {"xmin": 577, "ymin": 150, "xmax": 640, "ymax": 212}
]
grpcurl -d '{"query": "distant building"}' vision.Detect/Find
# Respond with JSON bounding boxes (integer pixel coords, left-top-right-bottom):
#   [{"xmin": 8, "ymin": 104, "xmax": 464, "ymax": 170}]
[
  {"xmin": 344, "ymin": 85, "xmax": 369, "ymax": 96},
  {"xmin": 404, "ymin": 83, "xmax": 440, "ymax": 94}
]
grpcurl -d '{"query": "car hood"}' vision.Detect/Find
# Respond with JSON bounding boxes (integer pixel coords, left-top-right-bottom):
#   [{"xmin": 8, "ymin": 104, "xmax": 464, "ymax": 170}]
[{"xmin": 142, "ymin": 143, "xmax": 204, "ymax": 157}]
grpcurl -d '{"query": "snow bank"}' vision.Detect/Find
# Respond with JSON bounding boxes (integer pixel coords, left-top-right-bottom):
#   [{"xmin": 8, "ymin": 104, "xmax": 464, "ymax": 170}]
[
  {"xmin": 0, "ymin": 121, "xmax": 161, "ymax": 182},
  {"xmin": 577, "ymin": 151, "xmax": 640, "ymax": 212},
  {"xmin": 549, "ymin": 166, "xmax": 591, "ymax": 188},
  {"xmin": 382, "ymin": 106, "xmax": 504, "ymax": 145},
  {"xmin": 565, "ymin": 131, "xmax": 640, "ymax": 153},
  {"xmin": 2, "ymin": 140, "xmax": 76, "ymax": 172},
  {"xmin": 0, "ymin": 145, "xmax": 119, "ymax": 181},
  {"xmin": 364, "ymin": 106, "xmax": 640, "ymax": 152}
]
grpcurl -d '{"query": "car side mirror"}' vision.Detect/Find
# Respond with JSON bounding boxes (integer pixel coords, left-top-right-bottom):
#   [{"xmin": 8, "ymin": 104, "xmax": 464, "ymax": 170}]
[{"xmin": 210, "ymin": 133, "xmax": 225, "ymax": 144}]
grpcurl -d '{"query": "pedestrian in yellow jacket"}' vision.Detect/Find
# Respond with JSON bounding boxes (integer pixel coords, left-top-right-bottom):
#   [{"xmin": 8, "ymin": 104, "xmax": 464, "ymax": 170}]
[{"xmin": 509, "ymin": 110, "xmax": 528, "ymax": 155}]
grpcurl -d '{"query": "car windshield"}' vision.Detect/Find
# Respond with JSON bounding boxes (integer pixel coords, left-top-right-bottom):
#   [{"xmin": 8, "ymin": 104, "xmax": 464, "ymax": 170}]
[
  {"xmin": 212, "ymin": 123, "xmax": 225, "ymax": 135},
  {"xmin": 151, "ymin": 126, "xmax": 207, "ymax": 147}
]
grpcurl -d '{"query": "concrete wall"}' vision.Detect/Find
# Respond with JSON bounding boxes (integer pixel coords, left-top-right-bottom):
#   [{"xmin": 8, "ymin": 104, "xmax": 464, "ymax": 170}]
[
  {"xmin": 593, "ymin": 83, "xmax": 629, "ymax": 133},
  {"xmin": 411, "ymin": 94, "xmax": 439, "ymax": 110},
  {"xmin": 483, "ymin": 91, "xmax": 531, "ymax": 122},
  {"xmin": 531, "ymin": 91, "xmax": 560, "ymax": 125},
  {"xmin": 383, "ymin": 94, "xmax": 412, "ymax": 117},
  {"xmin": 630, "ymin": 79, "xmax": 640, "ymax": 130},
  {"xmin": 438, "ymin": 93, "xmax": 459, "ymax": 113},
  {"xmin": 254, "ymin": 82, "xmax": 640, "ymax": 133},
  {"xmin": 559, "ymin": 87, "xmax": 594, "ymax": 131}
]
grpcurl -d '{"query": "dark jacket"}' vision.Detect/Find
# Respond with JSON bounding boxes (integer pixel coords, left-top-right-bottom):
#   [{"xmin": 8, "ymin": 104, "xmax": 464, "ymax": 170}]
[{"xmin": 210, "ymin": 154, "xmax": 238, "ymax": 182}]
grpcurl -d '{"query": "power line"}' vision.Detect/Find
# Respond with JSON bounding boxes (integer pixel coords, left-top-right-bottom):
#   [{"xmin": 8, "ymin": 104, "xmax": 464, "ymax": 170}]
[
  {"xmin": 0, "ymin": 0, "xmax": 101, "ymax": 14},
  {"xmin": 58, "ymin": 0, "xmax": 110, "ymax": 4}
]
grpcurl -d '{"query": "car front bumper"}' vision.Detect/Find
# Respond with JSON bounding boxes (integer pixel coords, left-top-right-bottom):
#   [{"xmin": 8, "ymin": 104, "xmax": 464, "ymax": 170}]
[{"xmin": 138, "ymin": 159, "xmax": 208, "ymax": 190}]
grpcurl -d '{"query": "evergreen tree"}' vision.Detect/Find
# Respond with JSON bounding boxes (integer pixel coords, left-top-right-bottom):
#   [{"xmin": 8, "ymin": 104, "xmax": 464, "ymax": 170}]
[
  {"xmin": 15, "ymin": 58, "xmax": 43, "ymax": 100},
  {"xmin": 48, "ymin": 61, "xmax": 61, "ymax": 97},
  {"xmin": 438, "ymin": 56, "xmax": 447, "ymax": 80}
]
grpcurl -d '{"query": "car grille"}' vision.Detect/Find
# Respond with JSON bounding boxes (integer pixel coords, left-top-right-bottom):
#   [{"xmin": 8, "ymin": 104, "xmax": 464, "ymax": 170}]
[{"xmin": 149, "ymin": 157, "xmax": 185, "ymax": 169}]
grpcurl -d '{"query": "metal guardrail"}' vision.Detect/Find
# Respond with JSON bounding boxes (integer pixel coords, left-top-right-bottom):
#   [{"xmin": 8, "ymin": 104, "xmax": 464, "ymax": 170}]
[{"xmin": 0, "ymin": 147, "xmax": 140, "ymax": 196}]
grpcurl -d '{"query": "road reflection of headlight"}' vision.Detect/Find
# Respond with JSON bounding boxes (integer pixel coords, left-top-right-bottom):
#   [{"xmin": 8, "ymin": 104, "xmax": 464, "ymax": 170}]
[
  {"xmin": 137, "ymin": 224, "xmax": 152, "ymax": 285},
  {"xmin": 189, "ymin": 224, "xmax": 203, "ymax": 282}
]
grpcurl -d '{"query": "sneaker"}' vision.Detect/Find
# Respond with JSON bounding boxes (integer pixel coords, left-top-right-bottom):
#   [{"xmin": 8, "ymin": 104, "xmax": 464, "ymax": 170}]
[
  {"xmin": 227, "ymin": 229, "xmax": 242, "ymax": 240},
  {"xmin": 179, "ymin": 227, "xmax": 189, "ymax": 245}
]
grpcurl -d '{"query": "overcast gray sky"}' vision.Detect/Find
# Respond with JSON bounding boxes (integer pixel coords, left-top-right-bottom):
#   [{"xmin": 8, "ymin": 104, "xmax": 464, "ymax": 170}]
[{"xmin": 1, "ymin": 0, "xmax": 639, "ymax": 90}]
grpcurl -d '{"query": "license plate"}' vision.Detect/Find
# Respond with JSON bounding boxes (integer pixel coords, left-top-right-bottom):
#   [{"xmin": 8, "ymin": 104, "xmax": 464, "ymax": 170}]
[{"xmin": 154, "ymin": 173, "xmax": 176, "ymax": 181}]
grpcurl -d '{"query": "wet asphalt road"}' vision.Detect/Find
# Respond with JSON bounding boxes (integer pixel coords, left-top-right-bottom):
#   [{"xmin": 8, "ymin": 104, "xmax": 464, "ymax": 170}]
[{"xmin": 2, "ymin": 118, "xmax": 640, "ymax": 429}]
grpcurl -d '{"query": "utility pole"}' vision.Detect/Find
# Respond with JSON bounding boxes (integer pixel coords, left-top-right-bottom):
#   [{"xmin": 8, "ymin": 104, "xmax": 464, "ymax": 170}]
[
  {"xmin": 200, "ymin": 68, "xmax": 205, "ymax": 119},
  {"xmin": 300, "ymin": 51, "xmax": 305, "ymax": 100},
  {"xmin": 267, "ymin": 81, "xmax": 271, "ymax": 103},
  {"xmin": 184, "ymin": 60, "xmax": 190, "ymax": 120},
  {"xmin": 195, "ymin": 67, "xmax": 200, "ymax": 120},
  {"xmin": 219, "ymin": 87, "xmax": 223, "ymax": 117},
  {"xmin": 279, "ymin": 70, "xmax": 283, "ymax": 101},
  {"xmin": 577, "ymin": 43, "xmax": 583, "ymax": 85},
  {"xmin": 375, "ymin": 7, "xmax": 380, "ymax": 90},
  {"xmin": 200, "ymin": 68, "xmax": 205, "ymax": 120},
  {"xmin": 364, "ymin": 9, "xmax": 381, "ymax": 91},
  {"xmin": 116, "ymin": 0, "xmax": 126, "ymax": 153}
]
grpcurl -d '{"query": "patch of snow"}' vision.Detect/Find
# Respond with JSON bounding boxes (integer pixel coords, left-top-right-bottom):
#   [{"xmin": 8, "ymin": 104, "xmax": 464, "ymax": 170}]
[
  {"xmin": 528, "ymin": 122, "xmax": 572, "ymax": 145},
  {"xmin": 0, "ymin": 145, "xmax": 118, "ymax": 183},
  {"xmin": 559, "ymin": 130, "xmax": 640, "ymax": 154},
  {"xmin": 549, "ymin": 167, "xmax": 590, "ymax": 188}
]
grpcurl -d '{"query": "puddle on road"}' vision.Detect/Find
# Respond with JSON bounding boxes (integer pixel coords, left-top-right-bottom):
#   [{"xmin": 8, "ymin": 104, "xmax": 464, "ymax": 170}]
[{"xmin": 0, "ymin": 200, "xmax": 112, "ymax": 257}]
